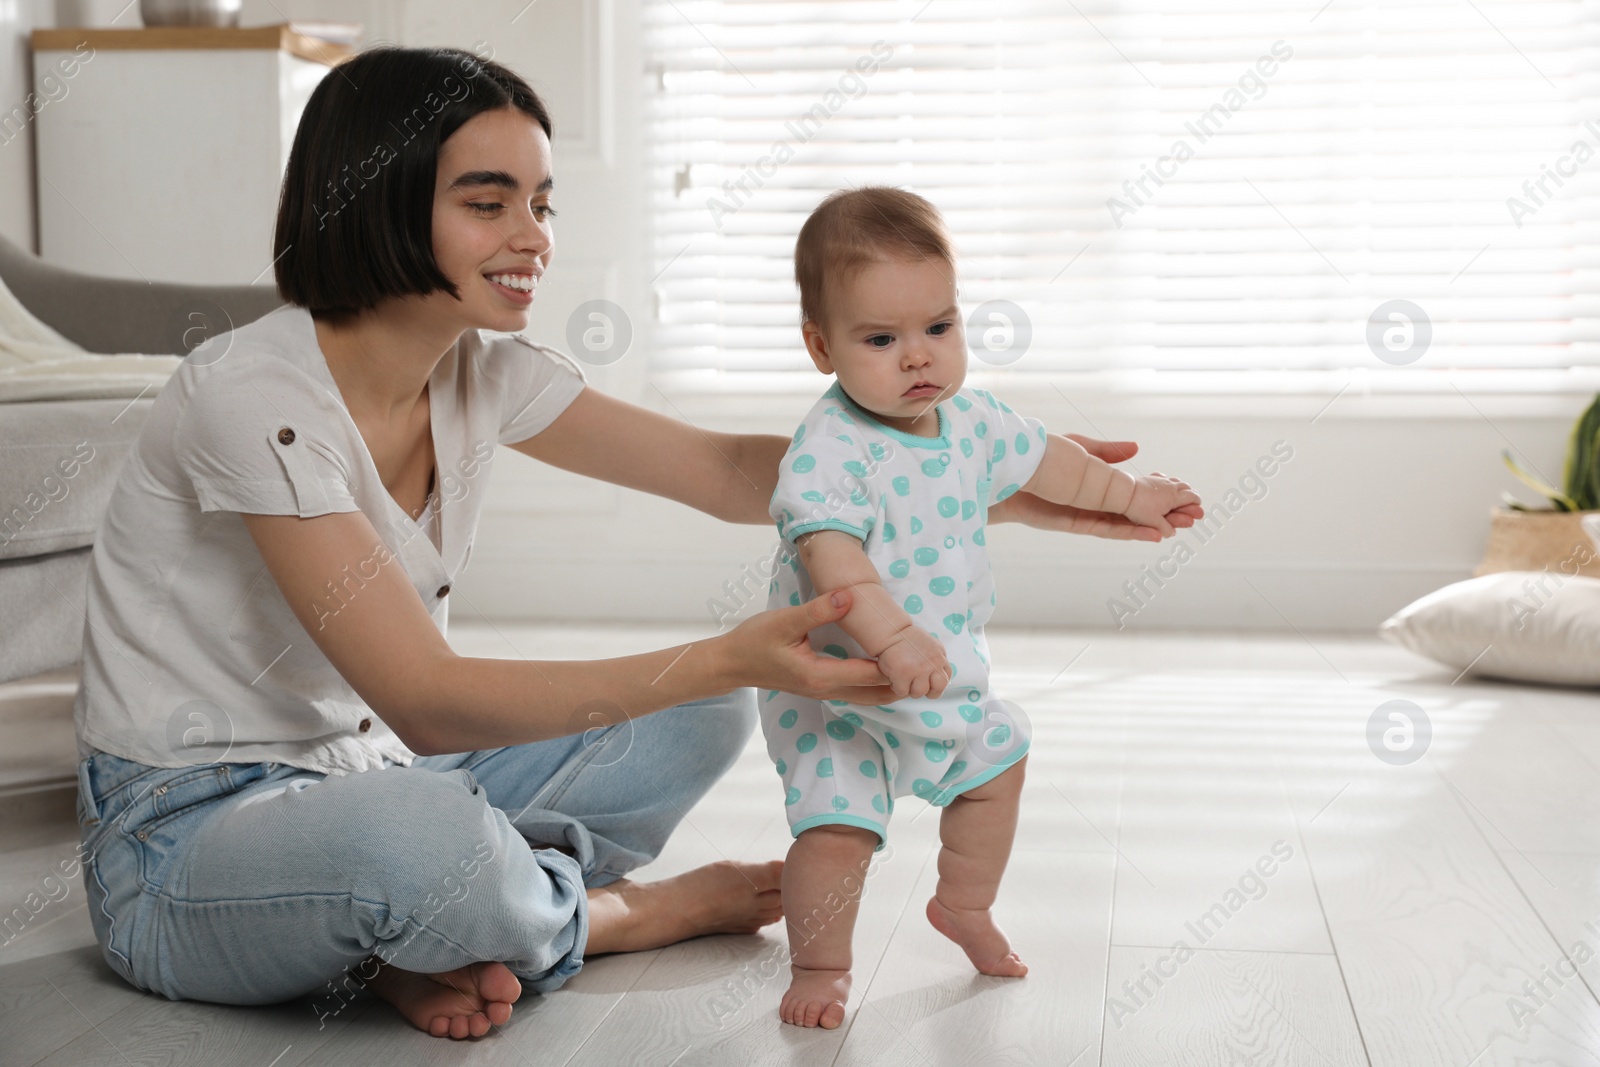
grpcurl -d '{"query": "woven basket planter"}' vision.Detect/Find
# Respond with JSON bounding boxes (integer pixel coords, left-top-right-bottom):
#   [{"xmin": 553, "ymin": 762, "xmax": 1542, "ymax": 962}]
[{"xmin": 1474, "ymin": 507, "xmax": 1600, "ymax": 578}]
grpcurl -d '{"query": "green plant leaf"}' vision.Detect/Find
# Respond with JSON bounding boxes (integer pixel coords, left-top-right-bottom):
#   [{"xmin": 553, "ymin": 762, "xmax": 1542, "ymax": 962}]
[
  {"xmin": 1502, "ymin": 449, "xmax": 1578, "ymax": 511},
  {"xmin": 1563, "ymin": 394, "xmax": 1600, "ymax": 511}
]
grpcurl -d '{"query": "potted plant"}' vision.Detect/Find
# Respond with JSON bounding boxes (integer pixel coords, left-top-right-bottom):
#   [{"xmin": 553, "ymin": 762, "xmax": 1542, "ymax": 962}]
[{"xmin": 1477, "ymin": 393, "xmax": 1600, "ymax": 578}]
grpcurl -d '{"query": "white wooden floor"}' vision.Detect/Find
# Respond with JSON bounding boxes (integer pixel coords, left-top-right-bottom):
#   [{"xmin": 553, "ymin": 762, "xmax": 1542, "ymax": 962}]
[{"xmin": 4, "ymin": 623, "xmax": 1600, "ymax": 1066}]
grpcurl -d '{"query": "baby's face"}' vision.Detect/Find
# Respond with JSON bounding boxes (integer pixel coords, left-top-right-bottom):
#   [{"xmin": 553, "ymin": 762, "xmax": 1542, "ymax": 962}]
[{"xmin": 803, "ymin": 255, "xmax": 967, "ymax": 437}]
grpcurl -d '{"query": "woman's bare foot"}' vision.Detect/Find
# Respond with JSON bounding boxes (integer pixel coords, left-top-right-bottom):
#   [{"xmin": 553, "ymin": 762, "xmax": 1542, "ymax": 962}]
[
  {"xmin": 366, "ymin": 958, "xmax": 523, "ymax": 1039},
  {"xmin": 926, "ymin": 897, "xmax": 1028, "ymax": 977},
  {"xmin": 780, "ymin": 964, "xmax": 851, "ymax": 1029},
  {"xmin": 585, "ymin": 859, "xmax": 784, "ymax": 954}
]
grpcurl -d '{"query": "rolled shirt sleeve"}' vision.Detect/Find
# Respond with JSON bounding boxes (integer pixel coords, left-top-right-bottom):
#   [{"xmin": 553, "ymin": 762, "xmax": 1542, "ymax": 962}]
[{"xmin": 173, "ymin": 364, "xmax": 360, "ymax": 517}]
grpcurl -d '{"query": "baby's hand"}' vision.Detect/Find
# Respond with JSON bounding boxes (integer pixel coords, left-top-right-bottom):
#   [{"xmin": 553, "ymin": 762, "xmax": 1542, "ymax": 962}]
[
  {"xmin": 876, "ymin": 627, "xmax": 951, "ymax": 700},
  {"xmin": 1124, "ymin": 472, "xmax": 1202, "ymax": 538}
]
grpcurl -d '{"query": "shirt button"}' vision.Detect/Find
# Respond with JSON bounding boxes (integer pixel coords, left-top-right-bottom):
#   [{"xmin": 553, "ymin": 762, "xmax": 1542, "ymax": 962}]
[
  {"xmin": 277, "ymin": 427, "xmax": 296, "ymax": 445},
  {"xmin": 436, "ymin": 584, "xmax": 451, "ymax": 598},
  {"xmin": 944, "ymin": 535, "xmax": 957, "ymax": 548},
  {"xmin": 939, "ymin": 453, "xmax": 950, "ymax": 465},
  {"xmin": 359, "ymin": 718, "xmax": 372, "ymax": 733}
]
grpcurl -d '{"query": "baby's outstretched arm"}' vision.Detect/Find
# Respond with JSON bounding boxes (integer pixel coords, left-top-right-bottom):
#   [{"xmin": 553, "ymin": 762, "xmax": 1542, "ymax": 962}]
[
  {"xmin": 794, "ymin": 530, "xmax": 950, "ymax": 699},
  {"xmin": 1021, "ymin": 433, "xmax": 1200, "ymax": 538}
]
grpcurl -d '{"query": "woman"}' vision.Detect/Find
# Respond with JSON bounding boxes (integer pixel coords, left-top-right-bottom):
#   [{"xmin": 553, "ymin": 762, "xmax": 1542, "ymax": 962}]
[{"xmin": 71, "ymin": 46, "xmax": 1189, "ymax": 1040}]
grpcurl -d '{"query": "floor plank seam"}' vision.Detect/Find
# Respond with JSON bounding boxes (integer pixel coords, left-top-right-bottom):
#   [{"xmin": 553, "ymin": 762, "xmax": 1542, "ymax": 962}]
[
  {"xmin": 553, "ymin": 948, "xmax": 666, "ymax": 1067},
  {"xmin": 1438, "ymin": 763, "xmax": 1600, "ymax": 1029},
  {"xmin": 1105, "ymin": 943, "xmax": 1338, "ymax": 958},
  {"xmin": 1274, "ymin": 745, "xmax": 1374, "ymax": 1067},
  {"xmin": 1094, "ymin": 736, "xmax": 1130, "ymax": 1067}
]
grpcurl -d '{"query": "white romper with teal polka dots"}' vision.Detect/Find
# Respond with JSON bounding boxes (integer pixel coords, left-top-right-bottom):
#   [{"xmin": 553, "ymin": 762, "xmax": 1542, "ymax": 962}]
[{"xmin": 762, "ymin": 380, "xmax": 1049, "ymax": 845}]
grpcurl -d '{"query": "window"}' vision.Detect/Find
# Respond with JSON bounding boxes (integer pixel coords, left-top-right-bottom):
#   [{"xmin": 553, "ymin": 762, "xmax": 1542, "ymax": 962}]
[{"xmin": 644, "ymin": 1, "xmax": 1600, "ymax": 394}]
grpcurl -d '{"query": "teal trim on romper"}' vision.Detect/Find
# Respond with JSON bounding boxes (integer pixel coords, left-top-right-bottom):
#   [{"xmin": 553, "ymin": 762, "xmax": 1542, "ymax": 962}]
[
  {"xmin": 790, "ymin": 812, "xmax": 889, "ymax": 851},
  {"xmin": 826, "ymin": 381, "xmax": 951, "ymax": 449},
  {"xmin": 924, "ymin": 739, "xmax": 1030, "ymax": 807},
  {"xmin": 786, "ymin": 742, "xmax": 1028, "ymax": 850},
  {"xmin": 784, "ymin": 517, "xmax": 874, "ymax": 544}
]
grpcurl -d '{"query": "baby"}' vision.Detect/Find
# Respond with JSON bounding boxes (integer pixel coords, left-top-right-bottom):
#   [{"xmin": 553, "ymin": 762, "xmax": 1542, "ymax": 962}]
[{"xmin": 763, "ymin": 186, "xmax": 1201, "ymax": 1029}]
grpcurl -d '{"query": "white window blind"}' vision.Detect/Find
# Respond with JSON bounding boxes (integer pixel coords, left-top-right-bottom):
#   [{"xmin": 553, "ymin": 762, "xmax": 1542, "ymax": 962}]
[{"xmin": 643, "ymin": 0, "xmax": 1600, "ymax": 392}]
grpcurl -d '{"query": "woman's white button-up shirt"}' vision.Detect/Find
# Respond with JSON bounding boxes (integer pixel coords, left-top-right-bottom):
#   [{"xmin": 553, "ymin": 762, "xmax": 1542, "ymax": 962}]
[{"xmin": 73, "ymin": 304, "xmax": 588, "ymax": 775}]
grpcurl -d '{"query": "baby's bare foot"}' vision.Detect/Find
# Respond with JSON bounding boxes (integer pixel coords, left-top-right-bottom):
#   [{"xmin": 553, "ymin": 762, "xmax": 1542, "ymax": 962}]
[
  {"xmin": 780, "ymin": 964, "xmax": 852, "ymax": 1029},
  {"xmin": 586, "ymin": 860, "xmax": 784, "ymax": 955},
  {"xmin": 367, "ymin": 959, "xmax": 522, "ymax": 1039},
  {"xmin": 925, "ymin": 897, "xmax": 1028, "ymax": 977}
]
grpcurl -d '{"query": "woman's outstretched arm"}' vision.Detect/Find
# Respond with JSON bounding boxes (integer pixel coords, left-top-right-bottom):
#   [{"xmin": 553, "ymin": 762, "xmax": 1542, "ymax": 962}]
[
  {"xmin": 241, "ymin": 509, "xmax": 898, "ymax": 756},
  {"xmin": 505, "ymin": 386, "xmax": 785, "ymax": 523}
]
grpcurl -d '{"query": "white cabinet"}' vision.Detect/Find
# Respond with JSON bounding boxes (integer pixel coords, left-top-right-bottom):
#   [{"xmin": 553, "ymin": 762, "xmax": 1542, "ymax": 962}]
[{"xmin": 29, "ymin": 25, "xmax": 349, "ymax": 285}]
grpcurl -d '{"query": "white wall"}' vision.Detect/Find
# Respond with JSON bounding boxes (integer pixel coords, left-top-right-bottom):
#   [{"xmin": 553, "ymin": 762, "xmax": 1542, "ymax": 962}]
[{"xmin": 3, "ymin": 1, "xmax": 1587, "ymax": 634}]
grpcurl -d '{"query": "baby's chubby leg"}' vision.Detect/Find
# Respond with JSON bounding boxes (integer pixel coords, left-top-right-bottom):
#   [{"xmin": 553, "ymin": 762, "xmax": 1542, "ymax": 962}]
[
  {"xmin": 780, "ymin": 824, "xmax": 880, "ymax": 1029},
  {"xmin": 926, "ymin": 755, "xmax": 1029, "ymax": 977}
]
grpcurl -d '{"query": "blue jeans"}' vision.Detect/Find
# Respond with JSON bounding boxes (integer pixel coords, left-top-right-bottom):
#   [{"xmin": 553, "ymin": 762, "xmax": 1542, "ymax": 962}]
[{"xmin": 74, "ymin": 689, "xmax": 756, "ymax": 1007}]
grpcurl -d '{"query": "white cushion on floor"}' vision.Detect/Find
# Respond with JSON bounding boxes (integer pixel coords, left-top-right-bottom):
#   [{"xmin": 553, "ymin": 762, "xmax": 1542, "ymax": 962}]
[{"xmin": 1379, "ymin": 572, "xmax": 1600, "ymax": 687}]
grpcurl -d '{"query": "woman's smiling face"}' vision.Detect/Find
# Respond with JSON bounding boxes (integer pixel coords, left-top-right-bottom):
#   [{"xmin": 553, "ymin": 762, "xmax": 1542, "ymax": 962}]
[{"xmin": 429, "ymin": 106, "xmax": 557, "ymax": 334}]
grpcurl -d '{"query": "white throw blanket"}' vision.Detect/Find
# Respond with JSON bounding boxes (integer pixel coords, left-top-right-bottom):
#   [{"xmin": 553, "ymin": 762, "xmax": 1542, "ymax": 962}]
[{"xmin": 0, "ymin": 270, "xmax": 182, "ymax": 404}]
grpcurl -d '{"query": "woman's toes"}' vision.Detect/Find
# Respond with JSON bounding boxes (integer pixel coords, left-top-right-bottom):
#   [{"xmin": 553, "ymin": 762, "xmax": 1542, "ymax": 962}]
[
  {"xmin": 474, "ymin": 961, "xmax": 523, "ymax": 1006},
  {"xmin": 432, "ymin": 960, "xmax": 521, "ymax": 1007}
]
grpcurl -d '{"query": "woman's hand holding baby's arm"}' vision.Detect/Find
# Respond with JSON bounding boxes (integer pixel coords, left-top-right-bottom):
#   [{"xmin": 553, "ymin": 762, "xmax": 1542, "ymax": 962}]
[
  {"xmin": 1021, "ymin": 434, "xmax": 1138, "ymax": 515},
  {"xmin": 796, "ymin": 530, "xmax": 951, "ymax": 699},
  {"xmin": 1021, "ymin": 435, "xmax": 1201, "ymax": 539},
  {"xmin": 1121, "ymin": 474, "xmax": 1202, "ymax": 537},
  {"xmin": 720, "ymin": 588, "xmax": 903, "ymax": 705},
  {"xmin": 987, "ymin": 434, "xmax": 1203, "ymax": 541}
]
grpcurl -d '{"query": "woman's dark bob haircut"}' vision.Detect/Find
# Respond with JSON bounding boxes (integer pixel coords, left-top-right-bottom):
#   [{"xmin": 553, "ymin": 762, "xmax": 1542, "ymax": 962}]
[{"xmin": 274, "ymin": 46, "xmax": 551, "ymax": 321}]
